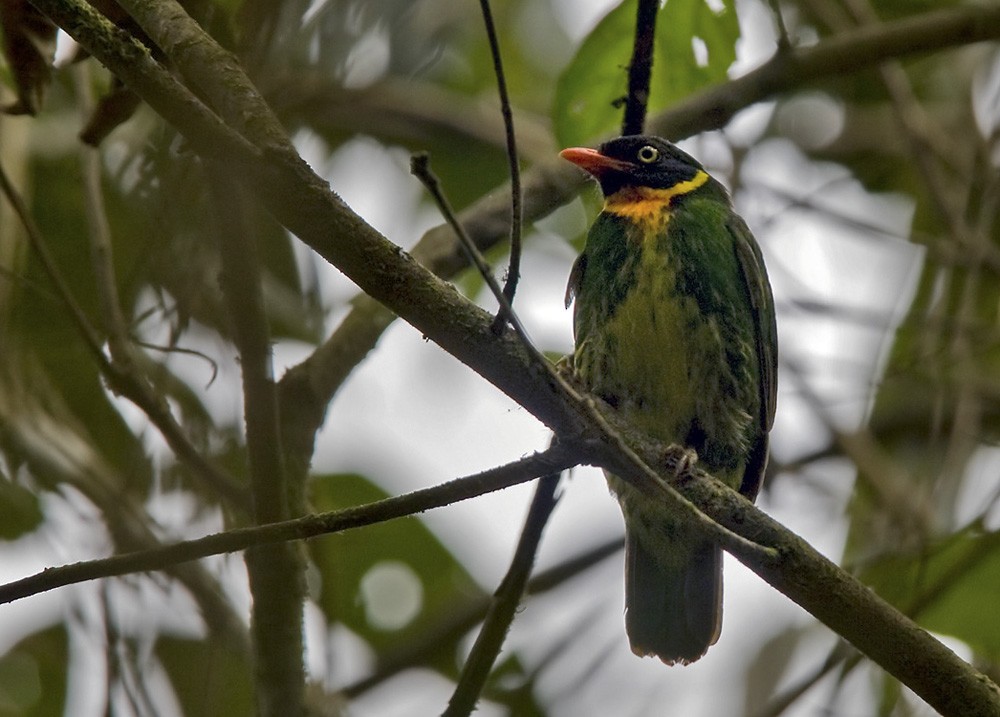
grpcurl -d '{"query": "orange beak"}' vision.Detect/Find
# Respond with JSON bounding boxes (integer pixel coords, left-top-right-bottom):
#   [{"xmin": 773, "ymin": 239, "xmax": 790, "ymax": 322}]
[{"xmin": 559, "ymin": 147, "xmax": 629, "ymax": 178}]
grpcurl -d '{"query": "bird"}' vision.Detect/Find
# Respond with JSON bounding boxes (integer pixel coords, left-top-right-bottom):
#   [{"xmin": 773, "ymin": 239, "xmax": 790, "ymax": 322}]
[{"xmin": 560, "ymin": 135, "xmax": 777, "ymax": 665}]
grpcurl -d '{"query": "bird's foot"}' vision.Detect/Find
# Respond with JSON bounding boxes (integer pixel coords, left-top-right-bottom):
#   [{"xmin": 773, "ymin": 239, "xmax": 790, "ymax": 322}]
[
  {"xmin": 554, "ymin": 354, "xmax": 576, "ymax": 381},
  {"xmin": 663, "ymin": 445, "xmax": 698, "ymax": 477}
]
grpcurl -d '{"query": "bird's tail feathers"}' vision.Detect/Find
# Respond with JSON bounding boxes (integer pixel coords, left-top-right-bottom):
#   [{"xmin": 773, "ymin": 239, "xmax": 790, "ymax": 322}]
[{"xmin": 623, "ymin": 530, "xmax": 723, "ymax": 665}]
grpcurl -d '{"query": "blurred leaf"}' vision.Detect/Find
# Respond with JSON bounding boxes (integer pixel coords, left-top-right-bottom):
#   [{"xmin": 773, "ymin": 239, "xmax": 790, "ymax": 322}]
[
  {"xmin": 156, "ymin": 636, "xmax": 254, "ymax": 717},
  {"xmin": 656, "ymin": 0, "xmax": 737, "ymax": 107},
  {"xmin": 742, "ymin": 626, "xmax": 803, "ymax": 715},
  {"xmin": 0, "ymin": 477, "xmax": 42, "ymax": 539},
  {"xmin": 553, "ymin": 0, "xmax": 738, "ymax": 147},
  {"xmin": 0, "ymin": 625, "xmax": 67, "ymax": 717},
  {"xmin": 553, "ymin": 0, "xmax": 634, "ymax": 148},
  {"xmin": 97, "ymin": 144, "xmax": 325, "ymax": 346},
  {"xmin": 862, "ymin": 528, "xmax": 1000, "ymax": 658},
  {"xmin": 877, "ymin": 673, "xmax": 904, "ymax": 717},
  {"xmin": 482, "ymin": 653, "xmax": 545, "ymax": 717},
  {"xmin": 0, "ymin": 0, "xmax": 56, "ymax": 115},
  {"xmin": 1, "ymin": 154, "xmax": 154, "ymax": 494},
  {"xmin": 79, "ymin": 78, "xmax": 141, "ymax": 146},
  {"xmin": 308, "ymin": 473, "xmax": 485, "ymax": 664}
]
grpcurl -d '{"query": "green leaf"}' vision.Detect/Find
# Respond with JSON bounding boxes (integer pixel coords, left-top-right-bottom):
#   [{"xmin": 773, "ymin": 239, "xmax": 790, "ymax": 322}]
[
  {"xmin": 482, "ymin": 654, "xmax": 545, "ymax": 717},
  {"xmin": 0, "ymin": 478, "xmax": 43, "ymax": 540},
  {"xmin": 307, "ymin": 474, "xmax": 485, "ymax": 662},
  {"xmin": 553, "ymin": 0, "xmax": 738, "ymax": 147},
  {"xmin": 3, "ymin": 153, "xmax": 155, "ymax": 495},
  {"xmin": 657, "ymin": 0, "xmax": 738, "ymax": 104},
  {"xmin": 0, "ymin": 625, "xmax": 67, "ymax": 717},
  {"xmin": 862, "ymin": 528, "xmax": 1000, "ymax": 658},
  {"xmin": 156, "ymin": 637, "xmax": 254, "ymax": 717},
  {"xmin": 0, "ymin": 0, "xmax": 56, "ymax": 115},
  {"xmin": 553, "ymin": 1, "xmax": 635, "ymax": 148}
]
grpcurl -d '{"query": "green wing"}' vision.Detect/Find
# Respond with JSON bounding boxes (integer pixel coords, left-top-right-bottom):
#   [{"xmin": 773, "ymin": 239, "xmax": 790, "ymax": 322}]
[
  {"xmin": 727, "ymin": 215, "xmax": 776, "ymax": 500},
  {"xmin": 565, "ymin": 252, "xmax": 586, "ymax": 310},
  {"xmin": 728, "ymin": 215, "xmax": 777, "ymax": 431}
]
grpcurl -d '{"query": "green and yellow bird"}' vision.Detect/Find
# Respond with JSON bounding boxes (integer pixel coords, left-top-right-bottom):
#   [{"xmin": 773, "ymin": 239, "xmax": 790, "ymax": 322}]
[{"xmin": 561, "ymin": 135, "xmax": 777, "ymax": 665}]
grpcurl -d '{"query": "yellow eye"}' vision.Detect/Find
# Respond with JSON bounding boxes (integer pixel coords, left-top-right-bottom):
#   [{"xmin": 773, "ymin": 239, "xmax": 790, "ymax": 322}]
[{"xmin": 637, "ymin": 145, "xmax": 659, "ymax": 163}]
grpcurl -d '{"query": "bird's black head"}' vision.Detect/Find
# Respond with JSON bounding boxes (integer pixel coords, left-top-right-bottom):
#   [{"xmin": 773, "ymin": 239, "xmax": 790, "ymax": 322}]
[{"xmin": 560, "ymin": 135, "xmax": 707, "ymax": 197}]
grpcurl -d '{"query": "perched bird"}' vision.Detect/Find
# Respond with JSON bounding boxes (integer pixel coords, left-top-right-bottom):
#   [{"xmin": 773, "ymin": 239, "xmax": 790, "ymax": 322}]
[{"xmin": 561, "ymin": 135, "xmax": 777, "ymax": 665}]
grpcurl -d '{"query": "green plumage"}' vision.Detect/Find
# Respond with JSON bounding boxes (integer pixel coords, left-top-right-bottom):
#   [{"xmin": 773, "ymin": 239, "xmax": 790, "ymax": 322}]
[{"xmin": 562, "ymin": 136, "xmax": 777, "ymax": 665}]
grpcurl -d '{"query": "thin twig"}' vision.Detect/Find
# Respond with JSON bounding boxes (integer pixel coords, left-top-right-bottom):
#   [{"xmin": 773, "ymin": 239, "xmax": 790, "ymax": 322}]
[
  {"xmin": 751, "ymin": 643, "xmax": 855, "ymax": 717},
  {"xmin": 132, "ymin": 339, "xmax": 220, "ymax": 387},
  {"xmin": 410, "ymin": 153, "xmax": 542, "ymax": 365},
  {"xmin": 72, "ymin": 63, "xmax": 133, "ymax": 369},
  {"xmin": 767, "ymin": 0, "xmax": 792, "ymax": 51},
  {"xmin": 476, "ymin": 0, "xmax": 523, "ymax": 332},
  {"xmin": 782, "ymin": 358, "xmax": 932, "ymax": 538},
  {"xmin": 0, "ymin": 445, "xmax": 578, "ymax": 606},
  {"xmin": 444, "ymin": 471, "xmax": 562, "ymax": 717},
  {"xmin": 208, "ymin": 165, "xmax": 304, "ymax": 716},
  {"xmin": 622, "ymin": 0, "xmax": 658, "ymax": 135}
]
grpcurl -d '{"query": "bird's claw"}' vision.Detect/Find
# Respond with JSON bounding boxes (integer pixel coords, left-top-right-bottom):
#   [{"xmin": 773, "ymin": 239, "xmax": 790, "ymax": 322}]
[
  {"xmin": 664, "ymin": 445, "xmax": 698, "ymax": 477},
  {"xmin": 555, "ymin": 354, "xmax": 576, "ymax": 381}
]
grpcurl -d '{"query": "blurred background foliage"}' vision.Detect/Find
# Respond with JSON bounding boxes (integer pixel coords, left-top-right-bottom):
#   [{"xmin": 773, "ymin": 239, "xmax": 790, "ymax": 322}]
[{"xmin": 0, "ymin": 0, "xmax": 999, "ymax": 715}]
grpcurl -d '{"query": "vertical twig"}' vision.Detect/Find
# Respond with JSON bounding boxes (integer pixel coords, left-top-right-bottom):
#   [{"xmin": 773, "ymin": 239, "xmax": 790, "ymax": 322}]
[
  {"xmin": 767, "ymin": 0, "xmax": 792, "ymax": 50},
  {"xmin": 622, "ymin": 0, "xmax": 659, "ymax": 136},
  {"xmin": 443, "ymin": 471, "xmax": 562, "ymax": 717},
  {"xmin": 72, "ymin": 63, "xmax": 133, "ymax": 369},
  {"xmin": 341, "ymin": 533, "xmax": 623, "ymax": 699},
  {"xmin": 410, "ymin": 154, "xmax": 543, "ymax": 369},
  {"xmin": 476, "ymin": 0, "xmax": 523, "ymax": 332},
  {"xmin": 207, "ymin": 165, "xmax": 305, "ymax": 717}
]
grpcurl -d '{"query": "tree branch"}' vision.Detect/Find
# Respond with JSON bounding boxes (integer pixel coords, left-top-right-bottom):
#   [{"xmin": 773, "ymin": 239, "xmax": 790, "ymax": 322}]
[
  {"xmin": 209, "ymin": 167, "xmax": 304, "ymax": 717},
  {"xmin": 475, "ymin": 0, "xmax": 524, "ymax": 325},
  {"xmin": 647, "ymin": 3, "xmax": 1000, "ymax": 140},
  {"xmin": 270, "ymin": 76, "xmax": 554, "ymax": 161},
  {"xmin": 72, "ymin": 63, "xmax": 132, "ymax": 368},
  {"xmin": 0, "ymin": 445, "xmax": 578, "ymax": 605},
  {"xmin": 444, "ymin": 472, "xmax": 561, "ymax": 717},
  {"xmin": 622, "ymin": 0, "xmax": 657, "ymax": 135},
  {"xmin": 646, "ymin": 464, "xmax": 1000, "ymax": 717},
  {"xmin": 115, "ymin": 0, "xmax": 294, "ymax": 152}
]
